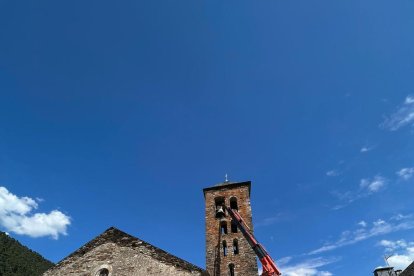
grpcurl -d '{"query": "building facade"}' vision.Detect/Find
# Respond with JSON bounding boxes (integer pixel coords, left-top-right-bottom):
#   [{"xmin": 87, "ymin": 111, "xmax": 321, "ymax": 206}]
[
  {"xmin": 203, "ymin": 181, "xmax": 259, "ymax": 276},
  {"xmin": 43, "ymin": 227, "xmax": 207, "ymax": 276},
  {"xmin": 374, "ymin": 267, "xmax": 403, "ymax": 276},
  {"xmin": 44, "ymin": 180, "xmax": 261, "ymax": 276}
]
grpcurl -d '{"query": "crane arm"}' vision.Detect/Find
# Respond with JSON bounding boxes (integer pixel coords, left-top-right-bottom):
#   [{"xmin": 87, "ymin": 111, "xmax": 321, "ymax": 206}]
[{"xmin": 225, "ymin": 206, "xmax": 282, "ymax": 276}]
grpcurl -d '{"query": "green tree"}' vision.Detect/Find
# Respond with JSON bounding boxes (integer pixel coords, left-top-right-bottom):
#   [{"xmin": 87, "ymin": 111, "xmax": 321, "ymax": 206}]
[{"xmin": 0, "ymin": 232, "xmax": 54, "ymax": 276}]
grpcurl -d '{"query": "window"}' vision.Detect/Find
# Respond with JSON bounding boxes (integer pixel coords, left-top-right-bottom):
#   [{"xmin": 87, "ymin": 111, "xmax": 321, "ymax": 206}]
[
  {"xmin": 93, "ymin": 265, "xmax": 111, "ymax": 276},
  {"xmin": 223, "ymin": 240, "xmax": 227, "ymax": 256},
  {"xmin": 229, "ymin": 263, "xmax": 235, "ymax": 276},
  {"xmin": 230, "ymin": 197, "xmax": 238, "ymax": 210},
  {"xmin": 231, "ymin": 220, "xmax": 238, "ymax": 233},
  {"xmin": 233, "ymin": 239, "xmax": 239, "ymax": 255},
  {"xmin": 215, "ymin": 197, "xmax": 225, "ymax": 218},
  {"xmin": 98, "ymin": 269, "xmax": 109, "ymax": 276},
  {"xmin": 220, "ymin": 221, "xmax": 228, "ymax": 235}
]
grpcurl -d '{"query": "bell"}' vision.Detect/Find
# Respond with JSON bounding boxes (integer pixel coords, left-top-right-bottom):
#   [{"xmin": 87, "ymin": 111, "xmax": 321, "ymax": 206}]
[{"xmin": 216, "ymin": 206, "xmax": 225, "ymax": 218}]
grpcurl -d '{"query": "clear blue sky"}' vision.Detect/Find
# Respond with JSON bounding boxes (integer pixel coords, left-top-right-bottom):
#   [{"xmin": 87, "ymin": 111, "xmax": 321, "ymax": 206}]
[{"xmin": 1, "ymin": 1, "xmax": 414, "ymax": 275}]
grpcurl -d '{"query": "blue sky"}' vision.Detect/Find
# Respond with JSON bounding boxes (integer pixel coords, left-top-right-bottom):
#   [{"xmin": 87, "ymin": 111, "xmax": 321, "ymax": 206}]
[{"xmin": 1, "ymin": 0, "xmax": 414, "ymax": 275}]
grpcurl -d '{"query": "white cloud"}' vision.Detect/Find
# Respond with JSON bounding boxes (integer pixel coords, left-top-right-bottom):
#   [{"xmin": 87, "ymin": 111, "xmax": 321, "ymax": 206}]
[
  {"xmin": 358, "ymin": 221, "xmax": 367, "ymax": 228},
  {"xmin": 0, "ymin": 187, "xmax": 70, "ymax": 239},
  {"xmin": 391, "ymin": 214, "xmax": 413, "ymax": 221},
  {"xmin": 397, "ymin": 167, "xmax": 414, "ymax": 180},
  {"xmin": 388, "ymin": 250, "xmax": 414, "ymax": 271},
  {"xmin": 332, "ymin": 176, "xmax": 387, "ymax": 210},
  {"xmin": 360, "ymin": 146, "xmax": 375, "ymax": 153},
  {"xmin": 378, "ymin": 239, "xmax": 414, "ymax": 270},
  {"xmin": 278, "ymin": 256, "xmax": 293, "ymax": 266},
  {"xmin": 280, "ymin": 257, "xmax": 336, "ymax": 276},
  {"xmin": 406, "ymin": 96, "xmax": 414, "ymax": 104},
  {"xmin": 309, "ymin": 215, "xmax": 414, "ymax": 255},
  {"xmin": 381, "ymin": 95, "xmax": 414, "ymax": 131},
  {"xmin": 360, "ymin": 176, "xmax": 386, "ymax": 193},
  {"xmin": 0, "ymin": 187, "xmax": 38, "ymax": 215},
  {"xmin": 378, "ymin": 239, "xmax": 409, "ymax": 252},
  {"xmin": 326, "ymin": 170, "xmax": 339, "ymax": 177}
]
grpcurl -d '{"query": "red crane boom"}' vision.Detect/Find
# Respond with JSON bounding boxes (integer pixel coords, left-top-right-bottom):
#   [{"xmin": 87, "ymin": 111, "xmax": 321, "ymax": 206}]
[{"xmin": 225, "ymin": 206, "xmax": 282, "ymax": 276}]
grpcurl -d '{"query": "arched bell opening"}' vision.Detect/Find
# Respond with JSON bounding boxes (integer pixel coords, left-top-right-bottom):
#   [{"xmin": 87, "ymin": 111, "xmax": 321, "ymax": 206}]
[
  {"xmin": 230, "ymin": 197, "xmax": 238, "ymax": 210},
  {"xmin": 215, "ymin": 196, "xmax": 226, "ymax": 218}
]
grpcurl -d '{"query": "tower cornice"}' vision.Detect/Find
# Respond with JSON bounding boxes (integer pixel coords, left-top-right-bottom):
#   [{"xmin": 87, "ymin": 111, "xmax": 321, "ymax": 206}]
[{"xmin": 202, "ymin": 181, "xmax": 251, "ymax": 198}]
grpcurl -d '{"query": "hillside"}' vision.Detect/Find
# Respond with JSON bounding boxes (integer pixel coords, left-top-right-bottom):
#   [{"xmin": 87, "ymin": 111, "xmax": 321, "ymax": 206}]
[{"xmin": 0, "ymin": 232, "xmax": 54, "ymax": 276}]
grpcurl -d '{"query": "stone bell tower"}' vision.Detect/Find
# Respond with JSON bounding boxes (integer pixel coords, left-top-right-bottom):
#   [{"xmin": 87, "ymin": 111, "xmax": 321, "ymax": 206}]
[{"xmin": 203, "ymin": 180, "xmax": 258, "ymax": 276}]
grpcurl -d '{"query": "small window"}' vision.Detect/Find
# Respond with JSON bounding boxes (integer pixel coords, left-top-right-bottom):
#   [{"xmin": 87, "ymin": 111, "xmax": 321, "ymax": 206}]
[
  {"xmin": 231, "ymin": 220, "xmax": 238, "ymax": 233},
  {"xmin": 220, "ymin": 221, "xmax": 228, "ymax": 235},
  {"xmin": 230, "ymin": 197, "xmax": 238, "ymax": 210},
  {"xmin": 229, "ymin": 263, "xmax": 235, "ymax": 276},
  {"xmin": 233, "ymin": 239, "xmax": 239, "ymax": 255},
  {"xmin": 223, "ymin": 240, "xmax": 227, "ymax": 256},
  {"xmin": 98, "ymin": 269, "xmax": 109, "ymax": 276}
]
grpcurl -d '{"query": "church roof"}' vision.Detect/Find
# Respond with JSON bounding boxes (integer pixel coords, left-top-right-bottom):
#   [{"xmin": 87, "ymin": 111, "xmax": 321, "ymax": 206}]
[
  {"xmin": 49, "ymin": 227, "xmax": 206, "ymax": 274},
  {"xmin": 401, "ymin": 261, "xmax": 414, "ymax": 276}
]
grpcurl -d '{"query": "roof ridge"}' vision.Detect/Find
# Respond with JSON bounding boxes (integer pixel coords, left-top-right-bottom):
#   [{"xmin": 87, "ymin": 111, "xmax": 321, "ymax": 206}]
[{"xmin": 47, "ymin": 227, "xmax": 206, "ymax": 274}]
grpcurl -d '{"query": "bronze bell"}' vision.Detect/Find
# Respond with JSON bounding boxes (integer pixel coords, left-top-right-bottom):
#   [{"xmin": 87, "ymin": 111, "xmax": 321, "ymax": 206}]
[{"xmin": 216, "ymin": 206, "xmax": 225, "ymax": 218}]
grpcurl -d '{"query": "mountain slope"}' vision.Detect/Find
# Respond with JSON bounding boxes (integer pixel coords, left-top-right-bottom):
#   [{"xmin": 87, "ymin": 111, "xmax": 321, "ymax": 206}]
[{"xmin": 0, "ymin": 232, "xmax": 54, "ymax": 276}]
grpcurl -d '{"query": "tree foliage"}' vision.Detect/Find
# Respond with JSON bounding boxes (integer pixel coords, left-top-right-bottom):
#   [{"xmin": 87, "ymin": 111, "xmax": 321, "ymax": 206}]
[{"xmin": 0, "ymin": 231, "xmax": 54, "ymax": 276}]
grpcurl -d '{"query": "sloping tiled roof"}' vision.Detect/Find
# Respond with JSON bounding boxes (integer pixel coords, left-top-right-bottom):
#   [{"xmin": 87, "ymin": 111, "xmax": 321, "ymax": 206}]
[
  {"xmin": 50, "ymin": 227, "xmax": 206, "ymax": 274},
  {"xmin": 401, "ymin": 261, "xmax": 414, "ymax": 276}
]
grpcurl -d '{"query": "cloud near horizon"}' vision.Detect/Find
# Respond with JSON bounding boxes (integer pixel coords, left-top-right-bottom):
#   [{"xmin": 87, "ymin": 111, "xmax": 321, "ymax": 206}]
[
  {"xmin": 0, "ymin": 186, "xmax": 70, "ymax": 239},
  {"xmin": 309, "ymin": 214, "xmax": 414, "ymax": 255},
  {"xmin": 279, "ymin": 257, "xmax": 337, "ymax": 276},
  {"xmin": 378, "ymin": 239, "xmax": 414, "ymax": 270}
]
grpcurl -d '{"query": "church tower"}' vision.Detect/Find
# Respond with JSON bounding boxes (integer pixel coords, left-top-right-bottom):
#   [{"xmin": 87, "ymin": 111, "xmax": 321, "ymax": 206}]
[{"xmin": 203, "ymin": 180, "xmax": 259, "ymax": 276}]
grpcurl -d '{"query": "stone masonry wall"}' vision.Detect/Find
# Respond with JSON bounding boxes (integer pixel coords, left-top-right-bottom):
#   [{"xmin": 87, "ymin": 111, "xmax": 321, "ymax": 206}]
[
  {"xmin": 401, "ymin": 262, "xmax": 414, "ymax": 276},
  {"xmin": 44, "ymin": 228, "xmax": 206, "ymax": 276},
  {"xmin": 44, "ymin": 242, "xmax": 204, "ymax": 276},
  {"xmin": 204, "ymin": 183, "xmax": 258, "ymax": 276}
]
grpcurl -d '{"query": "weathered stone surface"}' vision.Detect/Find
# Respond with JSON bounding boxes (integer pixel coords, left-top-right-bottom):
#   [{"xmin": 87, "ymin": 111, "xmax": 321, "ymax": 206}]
[
  {"xmin": 203, "ymin": 181, "xmax": 259, "ymax": 276},
  {"xmin": 401, "ymin": 262, "xmax": 414, "ymax": 276},
  {"xmin": 44, "ymin": 227, "xmax": 207, "ymax": 276}
]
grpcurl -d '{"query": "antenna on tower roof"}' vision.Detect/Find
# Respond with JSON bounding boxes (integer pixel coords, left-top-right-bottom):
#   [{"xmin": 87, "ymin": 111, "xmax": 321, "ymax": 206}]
[
  {"xmin": 384, "ymin": 254, "xmax": 393, "ymax": 267},
  {"xmin": 224, "ymin": 173, "xmax": 229, "ymax": 182}
]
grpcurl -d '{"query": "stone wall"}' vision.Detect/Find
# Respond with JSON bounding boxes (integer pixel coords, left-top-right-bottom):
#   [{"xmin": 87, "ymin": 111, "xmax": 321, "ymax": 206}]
[
  {"xmin": 401, "ymin": 262, "xmax": 414, "ymax": 276},
  {"xmin": 44, "ymin": 228, "xmax": 207, "ymax": 276},
  {"xmin": 204, "ymin": 182, "xmax": 259, "ymax": 276}
]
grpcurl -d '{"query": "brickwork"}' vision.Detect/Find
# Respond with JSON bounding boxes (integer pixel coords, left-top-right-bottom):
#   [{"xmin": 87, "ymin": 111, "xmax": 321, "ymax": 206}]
[
  {"xmin": 44, "ymin": 227, "xmax": 207, "ymax": 276},
  {"xmin": 204, "ymin": 181, "xmax": 258, "ymax": 276}
]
